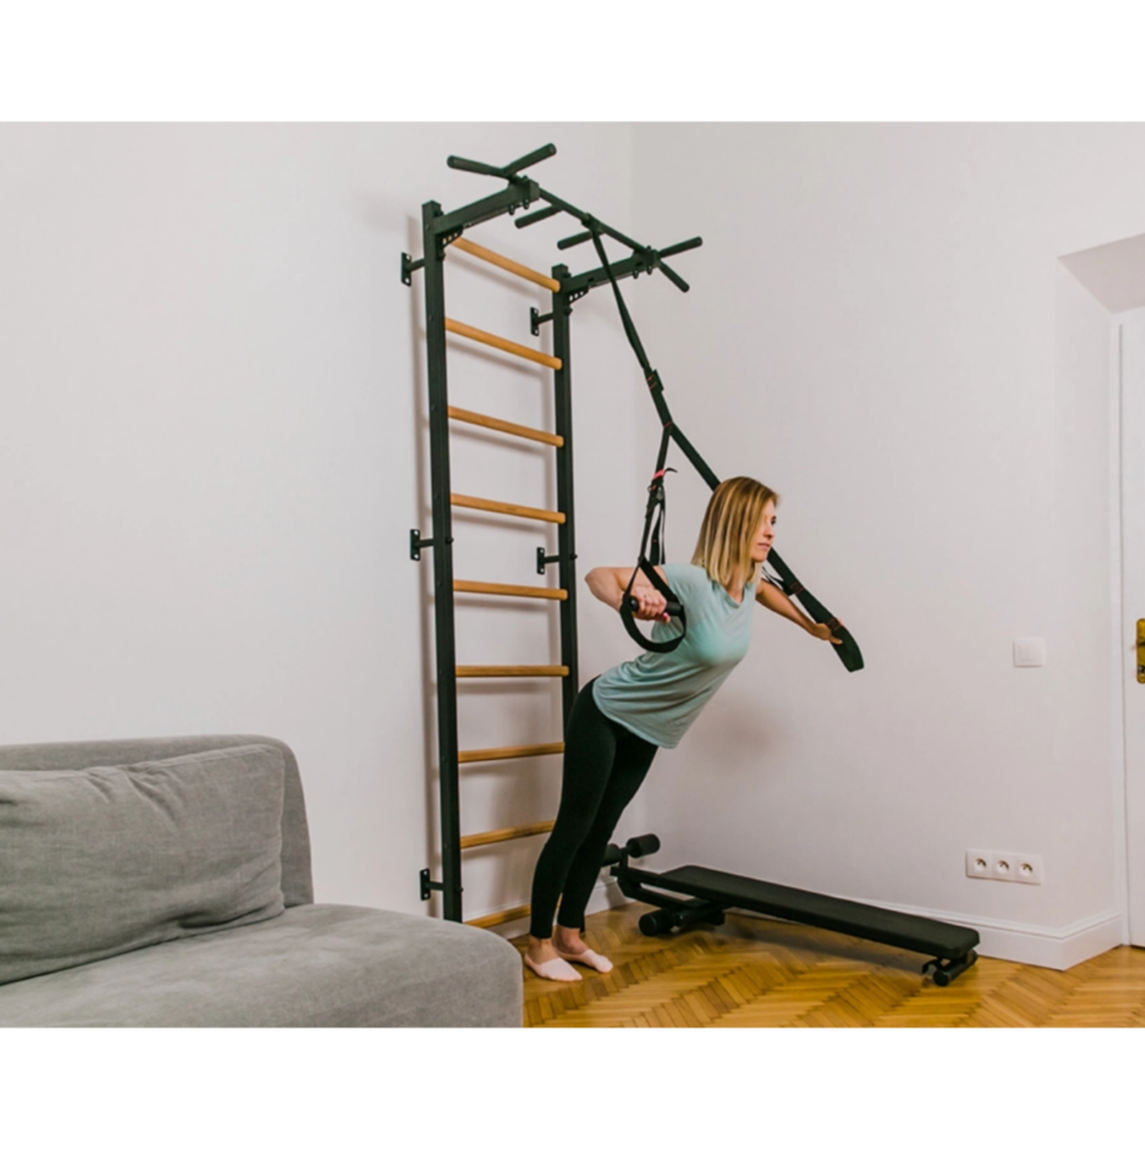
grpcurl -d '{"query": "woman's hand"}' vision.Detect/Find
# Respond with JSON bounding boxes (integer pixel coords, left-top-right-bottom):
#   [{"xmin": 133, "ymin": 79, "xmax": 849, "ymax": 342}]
[
  {"xmin": 585, "ymin": 567, "xmax": 670, "ymax": 619},
  {"xmin": 807, "ymin": 621, "xmax": 843, "ymax": 645},
  {"xmin": 628, "ymin": 584, "xmax": 669, "ymax": 622}
]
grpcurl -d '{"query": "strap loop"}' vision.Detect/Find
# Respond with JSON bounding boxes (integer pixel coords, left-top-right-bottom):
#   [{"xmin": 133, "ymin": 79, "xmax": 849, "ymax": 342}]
[{"xmin": 619, "ymin": 560, "xmax": 686, "ymax": 653}]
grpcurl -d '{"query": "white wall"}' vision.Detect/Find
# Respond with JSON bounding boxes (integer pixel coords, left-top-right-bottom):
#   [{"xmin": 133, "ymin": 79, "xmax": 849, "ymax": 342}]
[
  {"xmin": 8, "ymin": 123, "xmax": 1145, "ymax": 964},
  {"xmin": 628, "ymin": 124, "xmax": 1145, "ymax": 965},
  {"xmin": 0, "ymin": 123, "xmax": 647, "ymax": 920}
]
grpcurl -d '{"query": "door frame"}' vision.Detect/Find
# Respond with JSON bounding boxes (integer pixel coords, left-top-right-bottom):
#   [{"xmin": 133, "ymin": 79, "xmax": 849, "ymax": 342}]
[{"xmin": 1114, "ymin": 306, "xmax": 1145, "ymax": 946}]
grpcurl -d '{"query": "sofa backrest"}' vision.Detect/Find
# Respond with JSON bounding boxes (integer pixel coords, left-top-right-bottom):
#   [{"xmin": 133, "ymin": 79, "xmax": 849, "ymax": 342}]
[{"xmin": 0, "ymin": 734, "xmax": 314, "ymax": 907}]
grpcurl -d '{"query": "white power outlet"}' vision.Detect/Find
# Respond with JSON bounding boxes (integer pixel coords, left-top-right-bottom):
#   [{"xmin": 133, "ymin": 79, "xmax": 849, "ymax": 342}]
[{"xmin": 966, "ymin": 849, "xmax": 1043, "ymax": 885}]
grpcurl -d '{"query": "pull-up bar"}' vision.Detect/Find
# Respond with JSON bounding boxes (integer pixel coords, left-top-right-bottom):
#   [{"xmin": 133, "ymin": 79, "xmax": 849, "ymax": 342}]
[
  {"xmin": 449, "ymin": 236, "xmax": 562, "ymax": 293},
  {"xmin": 446, "ymin": 143, "xmax": 695, "ymax": 293}
]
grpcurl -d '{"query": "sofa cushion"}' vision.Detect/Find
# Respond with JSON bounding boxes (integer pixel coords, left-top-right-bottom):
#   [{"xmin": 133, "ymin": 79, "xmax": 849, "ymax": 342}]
[
  {"xmin": 0, "ymin": 736, "xmax": 313, "ymax": 908},
  {"xmin": 0, "ymin": 904, "xmax": 524, "ymax": 1027},
  {"xmin": 0, "ymin": 744, "xmax": 285, "ymax": 985}
]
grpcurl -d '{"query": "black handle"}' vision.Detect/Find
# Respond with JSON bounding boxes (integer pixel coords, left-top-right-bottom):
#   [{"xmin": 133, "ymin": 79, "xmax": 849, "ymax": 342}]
[
  {"xmin": 557, "ymin": 230, "xmax": 594, "ymax": 250},
  {"xmin": 504, "ymin": 143, "xmax": 557, "ymax": 174},
  {"xmin": 659, "ymin": 261, "xmax": 690, "ymax": 293},
  {"xmin": 658, "ymin": 236, "xmax": 703, "ymax": 259},
  {"xmin": 515, "ymin": 204, "xmax": 562, "ymax": 229},
  {"xmin": 446, "ymin": 154, "xmax": 506, "ymax": 178},
  {"xmin": 626, "ymin": 595, "xmax": 683, "ymax": 618}
]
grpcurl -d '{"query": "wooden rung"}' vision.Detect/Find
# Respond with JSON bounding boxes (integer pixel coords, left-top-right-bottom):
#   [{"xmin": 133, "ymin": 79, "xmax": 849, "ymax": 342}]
[
  {"xmin": 454, "ymin": 580, "xmax": 567, "ymax": 601},
  {"xmin": 458, "ymin": 742, "xmax": 565, "ymax": 764},
  {"xmin": 460, "ymin": 820, "xmax": 555, "ymax": 850},
  {"xmin": 457, "ymin": 665, "xmax": 569, "ymax": 678},
  {"xmin": 448, "ymin": 406, "xmax": 563, "ymax": 448},
  {"xmin": 451, "ymin": 492, "xmax": 565, "ymax": 524},
  {"xmin": 449, "ymin": 236, "xmax": 562, "ymax": 293},
  {"xmin": 445, "ymin": 317, "xmax": 562, "ymax": 371},
  {"xmin": 466, "ymin": 903, "xmax": 532, "ymax": 929}
]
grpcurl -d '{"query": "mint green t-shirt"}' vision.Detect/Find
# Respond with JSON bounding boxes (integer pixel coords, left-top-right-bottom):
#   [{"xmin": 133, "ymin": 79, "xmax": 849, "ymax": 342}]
[{"xmin": 592, "ymin": 563, "xmax": 756, "ymax": 749}]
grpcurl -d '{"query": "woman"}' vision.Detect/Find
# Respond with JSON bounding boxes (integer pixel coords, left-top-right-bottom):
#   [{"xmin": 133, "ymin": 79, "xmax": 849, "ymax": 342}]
[{"xmin": 524, "ymin": 476, "xmax": 843, "ymax": 981}]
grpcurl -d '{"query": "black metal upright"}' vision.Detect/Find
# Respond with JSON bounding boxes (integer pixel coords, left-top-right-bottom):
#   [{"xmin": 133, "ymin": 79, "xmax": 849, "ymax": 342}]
[
  {"xmin": 421, "ymin": 200, "xmax": 463, "ymax": 922},
  {"xmin": 550, "ymin": 264, "xmax": 579, "ymax": 725}
]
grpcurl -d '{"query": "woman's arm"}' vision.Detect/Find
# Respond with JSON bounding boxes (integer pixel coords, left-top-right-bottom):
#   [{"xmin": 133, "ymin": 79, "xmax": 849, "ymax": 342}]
[
  {"xmin": 585, "ymin": 566, "xmax": 668, "ymax": 620},
  {"xmin": 755, "ymin": 581, "xmax": 841, "ymax": 642}
]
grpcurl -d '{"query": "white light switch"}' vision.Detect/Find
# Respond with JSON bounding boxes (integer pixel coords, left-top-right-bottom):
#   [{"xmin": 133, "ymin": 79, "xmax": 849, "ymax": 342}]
[{"xmin": 1013, "ymin": 637, "xmax": 1046, "ymax": 667}]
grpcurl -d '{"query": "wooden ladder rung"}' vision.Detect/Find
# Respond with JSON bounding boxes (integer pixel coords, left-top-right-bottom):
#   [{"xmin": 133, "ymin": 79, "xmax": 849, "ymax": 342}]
[
  {"xmin": 454, "ymin": 580, "xmax": 567, "ymax": 601},
  {"xmin": 466, "ymin": 903, "xmax": 532, "ymax": 929},
  {"xmin": 445, "ymin": 317, "xmax": 562, "ymax": 371},
  {"xmin": 449, "ymin": 237, "xmax": 562, "ymax": 293},
  {"xmin": 460, "ymin": 820, "xmax": 555, "ymax": 850},
  {"xmin": 456, "ymin": 665, "xmax": 568, "ymax": 678},
  {"xmin": 451, "ymin": 492, "xmax": 565, "ymax": 524},
  {"xmin": 448, "ymin": 406, "xmax": 563, "ymax": 448},
  {"xmin": 458, "ymin": 742, "xmax": 565, "ymax": 765}
]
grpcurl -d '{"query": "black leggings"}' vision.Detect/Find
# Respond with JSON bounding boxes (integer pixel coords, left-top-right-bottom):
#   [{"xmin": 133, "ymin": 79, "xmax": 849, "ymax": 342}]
[{"xmin": 528, "ymin": 679, "xmax": 658, "ymax": 939}]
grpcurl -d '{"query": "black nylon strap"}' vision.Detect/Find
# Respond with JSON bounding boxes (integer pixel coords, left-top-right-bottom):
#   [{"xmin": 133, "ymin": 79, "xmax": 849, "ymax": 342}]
[
  {"xmin": 619, "ymin": 559, "xmax": 686, "ymax": 654},
  {"xmin": 585, "ymin": 223, "xmax": 863, "ymax": 672}
]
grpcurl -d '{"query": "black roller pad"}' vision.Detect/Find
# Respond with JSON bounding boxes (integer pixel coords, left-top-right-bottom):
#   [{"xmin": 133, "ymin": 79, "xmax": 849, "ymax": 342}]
[{"xmin": 654, "ymin": 865, "xmax": 979, "ymax": 960}]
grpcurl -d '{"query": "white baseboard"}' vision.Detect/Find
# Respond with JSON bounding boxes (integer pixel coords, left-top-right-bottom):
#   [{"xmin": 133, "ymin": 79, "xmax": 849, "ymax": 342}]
[{"xmin": 949, "ymin": 908, "xmax": 1123, "ymax": 971}]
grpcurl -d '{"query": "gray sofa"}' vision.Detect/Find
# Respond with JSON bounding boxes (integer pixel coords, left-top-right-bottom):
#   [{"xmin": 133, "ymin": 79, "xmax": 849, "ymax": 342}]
[{"xmin": 0, "ymin": 734, "xmax": 522, "ymax": 1027}]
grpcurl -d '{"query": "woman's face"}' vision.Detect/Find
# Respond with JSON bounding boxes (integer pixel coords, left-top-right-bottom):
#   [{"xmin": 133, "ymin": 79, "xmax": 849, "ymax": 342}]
[{"xmin": 750, "ymin": 500, "xmax": 777, "ymax": 564}]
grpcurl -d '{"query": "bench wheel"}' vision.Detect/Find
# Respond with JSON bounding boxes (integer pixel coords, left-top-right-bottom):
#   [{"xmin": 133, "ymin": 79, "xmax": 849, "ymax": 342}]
[{"xmin": 639, "ymin": 909, "xmax": 676, "ymax": 936}]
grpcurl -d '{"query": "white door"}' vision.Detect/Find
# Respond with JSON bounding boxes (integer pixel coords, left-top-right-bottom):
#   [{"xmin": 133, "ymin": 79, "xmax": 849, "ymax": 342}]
[{"xmin": 1120, "ymin": 309, "xmax": 1145, "ymax": 945}]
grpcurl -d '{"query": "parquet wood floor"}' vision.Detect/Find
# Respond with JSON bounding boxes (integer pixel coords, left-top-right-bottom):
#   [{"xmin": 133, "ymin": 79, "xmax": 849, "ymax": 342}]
[{"xmin": 512, "ymin": 903, "xmax": 1145, "ymax": 1027}]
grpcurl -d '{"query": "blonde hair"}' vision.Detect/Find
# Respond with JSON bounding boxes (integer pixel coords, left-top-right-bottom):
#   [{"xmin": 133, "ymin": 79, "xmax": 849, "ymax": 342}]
[{"xmin": 691, "ymin": 477, "xmax": 779, "ymax": 589}]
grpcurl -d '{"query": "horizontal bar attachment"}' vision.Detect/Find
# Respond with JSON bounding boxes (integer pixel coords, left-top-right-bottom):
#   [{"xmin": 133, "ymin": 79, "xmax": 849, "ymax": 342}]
[
  {"xmin": 456, "ymin": 665, "xmax": 569, "ymax": 678},
  {"xmin": 503, "ymin": 143, "xmax": 557, "ymax": 174},
  {"xmin": 658, "ymin": 236, "xmax": 703, "ymax": 259},
  {"xmin": 444, "ymin": 318, "xmax": 561, "ymax": 370},
  {"xmin": 449, "ymin": 237, "xmax": 561, "ymax": 292},
  {"xmin": 515, "ymin": 204, "xmax": 561, "ymax": 229},
  {"xmin": 458, "ymin": 742, "xmax": 565, "ymax": 765},
  {"xmin": 454, "ymin": 580, "xmax": 567, "ymax": 601},
  {"xmin": 448, "ymin": 405, "xmax": 563, "ymax": 447},
  {"xmin": 466, "ymin": 904, "xmax": 531, "ymax": 929},
  {"xmin": 557, "ymin": 230, "xmax": 593, "ymax": 250},
  {"xmin": 460, "ymin": 820, "xmax": 555, "ymax": 850},
  {"xmin": 451, "ymin": 492, "xmax": 565, "ymax": 524},
  {"xmin": 447, "ymin": 154, "xmax": 507, "ymax": 178}
]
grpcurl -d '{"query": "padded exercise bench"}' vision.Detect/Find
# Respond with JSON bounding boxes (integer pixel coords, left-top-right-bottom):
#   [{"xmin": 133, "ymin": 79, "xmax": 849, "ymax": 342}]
[{"xmin": 606, "ymin": 834, "xmax": 980, "ymax": 987}]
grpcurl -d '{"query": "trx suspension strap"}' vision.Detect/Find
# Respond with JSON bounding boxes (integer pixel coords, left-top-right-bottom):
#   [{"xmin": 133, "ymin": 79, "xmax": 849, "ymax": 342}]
[
  {"xmin": 588, "ymin": 225, "xmax": 688, "ymax": 654},
  {"xmin": 587, "ymin": 224, "xmax": 865, "ymax": 674}
]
